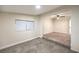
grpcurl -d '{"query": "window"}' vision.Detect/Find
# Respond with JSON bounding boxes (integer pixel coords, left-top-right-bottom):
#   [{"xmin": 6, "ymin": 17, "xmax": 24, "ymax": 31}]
[
  {"xmin": 16, "ymin": 20, "xmax": 34, "ymax": 32},
  {"xmin": 26, "ymin": 21, "xmax": 34, "ymax": 31}
]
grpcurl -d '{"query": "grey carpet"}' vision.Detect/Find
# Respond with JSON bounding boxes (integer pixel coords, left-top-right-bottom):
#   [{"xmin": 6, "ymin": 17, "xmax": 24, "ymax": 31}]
[
  {"xmin": 43, "ymin": 32, "xmax": 70, "ymax": 47},
  {"xmin": 0, "ymin": 38, "xmax": 75, "ymax": 53}
]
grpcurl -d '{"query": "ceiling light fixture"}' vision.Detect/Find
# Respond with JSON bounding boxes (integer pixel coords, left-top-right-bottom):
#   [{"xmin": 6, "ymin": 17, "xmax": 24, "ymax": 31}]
[
  {"xmin": 35, "ymin": 5, "xmax": 41, "ymax": 9},
  {"xmin": 57, "ymin": 15, "xmax": 60, "ymax": 20}
]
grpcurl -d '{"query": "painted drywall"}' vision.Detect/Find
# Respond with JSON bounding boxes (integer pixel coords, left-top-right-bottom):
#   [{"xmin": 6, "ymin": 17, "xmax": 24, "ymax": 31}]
[
  {"xmin": 53, "ymin": 16, "xmax": 70, "ymax": 33},
  {"xmin": 0, "ymin": 12, "xmax": 40, "ymax": 49},
  {"xmin": 39, "ymin": 14, "xmax": 54, "ymax": 35},
  {"xmin": 71, "ymin": 6, "xmax": 79, "ymax": 52}
]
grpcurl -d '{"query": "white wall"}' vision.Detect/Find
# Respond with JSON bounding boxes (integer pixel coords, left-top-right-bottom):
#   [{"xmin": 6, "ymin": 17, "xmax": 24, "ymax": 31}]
[
  {"xmin": 71, "ymin": 6, "xmax": 79, "ymax": 52},
  {"xmin": 53, "ymin": 16, "xmax": 70, "ymax": 33},
  {"xmin": 40, "ymin": 14, "xmax": 54, "ymax": 35},
  {"xmin": 0, "ymin": 12, "xmax": 40, "ymax": 49}
]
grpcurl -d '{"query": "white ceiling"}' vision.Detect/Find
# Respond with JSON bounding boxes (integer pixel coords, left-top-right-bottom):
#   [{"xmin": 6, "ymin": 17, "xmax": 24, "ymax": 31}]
[{"xmin": 0, "ymin": 5, "xmax": 61, "ymax": 15}]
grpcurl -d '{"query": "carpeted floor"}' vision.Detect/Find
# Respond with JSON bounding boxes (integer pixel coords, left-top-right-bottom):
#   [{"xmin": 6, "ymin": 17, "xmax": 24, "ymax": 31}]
[
  {"xmin": 0, "ymin": 38, "xmax": 75, "ymax": 53},
  {"xmin": 43, "ymin": 32, "xmax": 70, "ymax": 47}
]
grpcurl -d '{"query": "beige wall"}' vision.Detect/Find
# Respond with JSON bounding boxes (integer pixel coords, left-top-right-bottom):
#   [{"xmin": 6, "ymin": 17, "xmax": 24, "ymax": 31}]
[
  {"xmin": 39, "ymin": 14, "xmax": 54, "ymax": 35},
  {"xmin": 0, "ymin": 13, "xmax": 40, "ymax": 49},
  {"xmin": 71, "ymin": 6, "xmax": 79, "ymax": 52},
  {"xmin": 53, "ymin": 16, "xmax": 70, "ymax": 33}
]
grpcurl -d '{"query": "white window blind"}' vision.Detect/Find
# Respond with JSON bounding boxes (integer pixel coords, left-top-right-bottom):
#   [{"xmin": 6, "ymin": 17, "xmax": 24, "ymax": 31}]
[
  {"xmin": 26, "ymin": 21, "xmax": 34, "ymax": 31},
  {"xmin": 16, "ymin": 20, "xmax": 34, "ymax": 32}
]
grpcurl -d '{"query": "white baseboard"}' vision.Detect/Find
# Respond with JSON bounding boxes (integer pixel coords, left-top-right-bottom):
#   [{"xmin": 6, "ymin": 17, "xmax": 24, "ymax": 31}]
[
  {"xmin": 0, "ymin": 36, "xmax": 40, "ymax": 50},
  {"xmin": 71, "ymin": 47, "xmax": 79, "ymax": 52}
]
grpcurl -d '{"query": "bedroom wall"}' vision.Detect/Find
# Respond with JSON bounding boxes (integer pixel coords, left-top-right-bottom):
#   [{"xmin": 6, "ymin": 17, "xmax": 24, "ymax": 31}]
[
  {"xmin": 0, "ymin": 12, "xmax": 40, "ymax": 49},
  {"xmin": 39, "ymin": 14, "xmax": 54, "ymax": 35},
  {"xmin": 71, "ymin": 6, "xmax": 79, "ymax": 52},
  {"xmin": 53, "ymin": 16, "xmax": 70, "ymax": 34}
]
